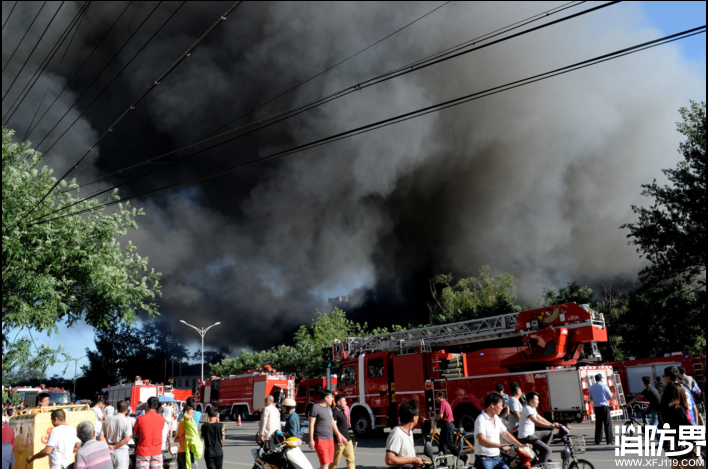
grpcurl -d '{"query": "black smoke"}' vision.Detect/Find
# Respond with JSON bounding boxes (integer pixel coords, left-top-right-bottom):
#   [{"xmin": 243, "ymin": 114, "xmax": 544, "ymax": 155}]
[{"xmin": 2, "ymin": 1, "xmax": 704, "ymax": 351}]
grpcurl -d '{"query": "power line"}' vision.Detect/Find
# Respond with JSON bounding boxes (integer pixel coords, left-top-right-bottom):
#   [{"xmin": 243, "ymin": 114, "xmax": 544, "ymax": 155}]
[
  {"xmin": 31, "ymin": 25, "xmax": 706, "ymax": 226},
  {"xmin": 203, "ymin": 1, "xmax": 452, "ymax": 142},
  {"xmin": 2, "ymin": 1, "xmax": 18, "ymax": 31},
  {"xmin": 32, "ymin": 1, "xmax": 165, "ymax": 150},
  {"xmin": 23, "ymin": 1, "xmax": 243, "ymax": 221},
  {"xmin": 1, "ymin": 1, "xmax": 47, "ymax": 74},
  {"xmin": 1, "ymin": 2, "xmax": 65, "ymax": 102},
  {"xmin": 24, "ymin": 1, "xmax": 134, "ymax": 141},
  {"xmin": 3, "ymin": 2, "xmax": 89, "ymax": 127},
  {"xmin": 69, "ymin": 1, "xmax": 611, "ymax": 194},
  {"xmin": 23, "ymin": 2, "xmax": 91, "ymax": 141}
]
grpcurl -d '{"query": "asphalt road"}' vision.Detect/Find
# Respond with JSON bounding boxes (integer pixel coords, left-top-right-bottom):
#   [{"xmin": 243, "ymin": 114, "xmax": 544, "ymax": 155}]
[{"xmin": 209, "ymin": 419, "xmax": 675, "ymax": 469}]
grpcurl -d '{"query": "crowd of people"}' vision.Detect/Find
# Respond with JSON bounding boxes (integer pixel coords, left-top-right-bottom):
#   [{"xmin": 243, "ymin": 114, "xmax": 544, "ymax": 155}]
[{"xmin": 1, "ymin": 395, "xmax": 225, "ymax": 469}]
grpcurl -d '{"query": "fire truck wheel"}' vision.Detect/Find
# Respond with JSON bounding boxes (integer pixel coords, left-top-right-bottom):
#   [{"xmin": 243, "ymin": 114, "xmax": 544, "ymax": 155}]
[{"xmin": 351, "ymin": 409, "xmax": 372, "ymax": 438}]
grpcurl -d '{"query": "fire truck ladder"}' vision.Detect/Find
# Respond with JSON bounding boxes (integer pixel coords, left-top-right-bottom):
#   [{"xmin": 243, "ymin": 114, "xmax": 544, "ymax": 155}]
[
  {"xmin": 612, "ymin": 372, "xmax": 626, "ymax": 407},
  {"xmin": 334, "ymin": 312, "xmax": 521, "ymax": 359}
]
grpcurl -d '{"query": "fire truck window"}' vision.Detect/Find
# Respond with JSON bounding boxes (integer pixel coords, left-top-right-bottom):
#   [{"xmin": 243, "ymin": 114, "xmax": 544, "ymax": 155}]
[
  {"xmin": 298, "ymin": 386, "xmax": 307, "ymax": 397},
  {"xmin": 309, "ymin": 384, "xmax": 323, "ymax": 396},
  {"xmin": 368, "ymin": 358, "xmax": 384, "ymax": 378},
  {"xmin": 340, "ymin": 366, "xmax": 356, "ymax": 387}
]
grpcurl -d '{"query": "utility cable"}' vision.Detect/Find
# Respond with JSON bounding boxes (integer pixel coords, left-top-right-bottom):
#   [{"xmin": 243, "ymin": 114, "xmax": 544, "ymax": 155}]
[
  {"xmin": 30, "ymin": 25, "xmax": 706, "ymax": 226},
  {"xmin": 23, "ymin": 1, "xmax": 242, "ymax": 221},
  {"xmin": 69, "ymin": 1, "xmax": 611, "ymax": 193},
  {"xmin": 2, "ymin": 1, "xmax": 18, "ymax": 31},
  {"xmin": 2, "ymin": 1, "xmax": 46, "ymax": 74},
  {"xmin": 3, "ymin": 2, "xmax": 89, "ymax": 127},
  {"xmin": 23, "ymin": 2, "xmax": 91, "ymax": 141},
  {"xmin": 24, "ymin": 1, "xmax": 134, "ymax": 140},
  {"xmin": 32, "ymin": 1, "xmax": 164, "ymax": 150},
  {"xmin": 203, "ymin": 1, "xmax": 452, "ymax": 142},
  {"xmin": 2, "ymin": 2, "xmax": 65, "ymax": 102}
]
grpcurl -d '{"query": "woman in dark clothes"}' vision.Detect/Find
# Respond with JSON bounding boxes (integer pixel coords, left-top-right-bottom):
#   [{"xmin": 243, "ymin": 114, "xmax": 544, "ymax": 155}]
[{"xmin": 660, "ymin": 382, "xmax": 700, "ymax": 467}]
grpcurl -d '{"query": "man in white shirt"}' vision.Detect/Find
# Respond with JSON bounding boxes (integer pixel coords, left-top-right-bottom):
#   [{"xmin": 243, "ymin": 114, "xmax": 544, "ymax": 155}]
[
  {"xmin": 474, "ymin": 393, "xmax": 529, "ymax": 469},
  {"xmin": 26, "ymin": 409, "xmax": 81, "ymax": 469},
  {"xmin": 104, "ymin": 403, "xmax": 115, "ymax": 419},
  {"xmin": 506, "ymin": 382, "xmax": 524, "ymax": 433},
  {"xmin": 100, "ymin": 400, "xmax": 133, "ymax": 469},
  {"xmin": 517, "ymin": 392, "xmax": 564, "ymax": 463},
  {"xmin": 258, "ymin": 396, "xmax": 280, "ymax": 444},
  {"xmin": 384, "ymin": 399, "xmax": 427, "ymax": 467},
  {"xmin": 93, "ymin": 400, "xmax": 106, "ymax": 437}
]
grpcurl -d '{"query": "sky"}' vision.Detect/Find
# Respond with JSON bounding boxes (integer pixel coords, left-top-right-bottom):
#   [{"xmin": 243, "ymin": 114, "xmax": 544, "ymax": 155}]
[{"xmin": 1, "ymin": 1, "xmax": 705, "ymax": 380}]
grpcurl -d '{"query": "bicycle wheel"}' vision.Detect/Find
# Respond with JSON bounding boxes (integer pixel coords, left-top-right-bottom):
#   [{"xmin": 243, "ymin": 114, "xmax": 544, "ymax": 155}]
[{"xmin": 569, "ymin": 459, "xmax": 595, "ymax": 469}]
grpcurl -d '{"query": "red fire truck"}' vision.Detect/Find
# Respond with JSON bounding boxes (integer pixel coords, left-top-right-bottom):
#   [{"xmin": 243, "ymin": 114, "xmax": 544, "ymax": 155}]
[
  {"xmin": 294, "ymin": 377, "xmax": 339, "ymax": 416},
  {"xmin": 196, "ymin": 366, "xmax": 295, "ymax": 421},
  {"xmin": 332, "ymin": 302, "xmax": 623, "ymax": 437},
  {"xmin": 102, "ymin": 377, "xmax": 165, "ymax": 412},
  {"xmin": 607, "ymin": 352, "xmax": 705, "ymax": 400}
]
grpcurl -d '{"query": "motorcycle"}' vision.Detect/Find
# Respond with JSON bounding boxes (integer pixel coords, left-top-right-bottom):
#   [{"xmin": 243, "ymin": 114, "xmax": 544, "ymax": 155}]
[{"xmin": 251, "ymin": 430, "xmax": 313, "ymax": 469}]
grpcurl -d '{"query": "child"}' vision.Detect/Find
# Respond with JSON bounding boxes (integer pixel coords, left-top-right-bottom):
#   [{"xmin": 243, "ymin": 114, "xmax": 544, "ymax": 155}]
[
  {"xmin": 199, "ymin": 407, "xmax": 225, "ymax": 469},
  {"xmin": 282, "ymin": 398, "xmax": 300, "ymax": 439}
]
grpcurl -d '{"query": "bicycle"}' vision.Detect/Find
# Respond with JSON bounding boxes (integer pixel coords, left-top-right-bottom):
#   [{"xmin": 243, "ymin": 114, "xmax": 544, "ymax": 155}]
[
  {"xmin": 414, "ymin": 418, "xmax": 475, "ymax": 458},
  {"xmin": 500, "ymin": 426, "xmax": 592, "ymax": 469},
  {"xmin": 622, "ymin": 404, "xmax": 646, "ymax": 437}
]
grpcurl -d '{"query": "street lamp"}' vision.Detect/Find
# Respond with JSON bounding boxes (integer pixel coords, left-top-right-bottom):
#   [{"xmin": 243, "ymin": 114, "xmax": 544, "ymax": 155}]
[
  {"xmin": 180, "ymin": 320, "xmax": 221, "ymax": 383},
  {"xmin": 73, "ymin": 355, "xmax": 87, "ymax": 398}
]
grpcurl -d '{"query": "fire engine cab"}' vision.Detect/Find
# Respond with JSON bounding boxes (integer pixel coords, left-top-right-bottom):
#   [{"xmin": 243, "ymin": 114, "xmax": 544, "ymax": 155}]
[
  {"xmin": 333, "ymin": 302, "xmax": 623, "ymax": 437},
  {"xmin": 197, "ymin": 365, "xmax": 295, "ymax": 421},
  {"xmin": 101, "ymin": 377, "xmax": 165, "ymax": 412},
  {"xmin": 295, "ymin": 377, "xmax": 338, "ymax": 416}
]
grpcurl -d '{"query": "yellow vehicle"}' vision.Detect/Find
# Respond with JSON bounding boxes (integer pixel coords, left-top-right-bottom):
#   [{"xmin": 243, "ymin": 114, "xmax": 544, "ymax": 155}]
[{"xmin": 10, "ymin": 404, "xmax": 95, "ymax": 469}]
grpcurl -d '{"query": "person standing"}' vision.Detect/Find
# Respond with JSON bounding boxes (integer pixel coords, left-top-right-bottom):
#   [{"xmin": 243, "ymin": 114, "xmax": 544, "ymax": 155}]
[
  {"xmin": 384, "ymin": 399, "xmax": 427, "ymax": 467},
  {"xmin": 655, "ymin": 376, "xmax": 666, "ymax": 395},
  {"xmin": 133, "ymin": 397, "xmax": 165, "ymax": 469},
  {"xmin": 178, "ymin": 398, "xmax": 202, "ymax": 425},
  {"xmin": 26, "ymin": 410, "xmax": 81, "ymax": 469},
  {"xmin": 474, "ymin": 393, "xmax": 530, "ymax": 469},
  {"xmin": 199, "ymin": 407, "xmax": 225, "ymax": 469},
  {"xmin": 75, "ymin": 421, "xmax": 113, "ymax": 469},
  {"xmin": 92, "ymin": 400, "xmax": 106, "ymax": 438},
  {"xmin": 626, "ymin": 376, "xmax": 661, "ymax": 433},
  {"xmin": 664, "ymin": 366, "xmax": 698, "ymax": 425},
  {"xmin": 660, "ymin": 382, "xmax": 698, "ymax": 467},
  {"xmin": 161, "ymin": 402, "xmax": 175, "ymax": 439},
  {"xmin": 258, "ymin": 396, "xmax": 280, "ymax": 446},
  {"xmin": 2, "ymin": 421, "xmax": 14, "ymax": 449},
  {"xmin": 2, "ymin": 441, "xmax": 14, "ymax": 469},
  {"xmin": 677, "ymin": 366, "xmax": 699, "ymax": 396},
  {"xmin": 330, "ymin": 395, "xmax": 354, "ymax": 469},
  {"xmin": 104, "ymin": 403, "xmax": 115, "ymax": 419},
  {"xmin": 37, "ymin": 393, "xmax": 51, "ymax": 408},
  {"xmin": 435, "ymin": 391, "xmax": 455, "ymax": 457},
  {"xmin": 282, "ymin": 399, "xmax": 300, "ymax": 439},
  {"xmin": 588, "ymin": 374, "xmax": 614, "ymax": 445},
  {"xmin": 309, "ymin": 389, "xmax": 347, "ymax": 469},
  {"xmin": 517, "ymin": 392, "xmax": 564, "ymax": 463},
  {"xmin": 506, "ymin": 382, "xmax": 524, "ymax": 434},
  {"xmin": 100, "ymin": 400, "xmax": 132, "ymax": 469},
  {"xmin": 175, "ymin": 406, "xmax": 203, "ymax": 469}
]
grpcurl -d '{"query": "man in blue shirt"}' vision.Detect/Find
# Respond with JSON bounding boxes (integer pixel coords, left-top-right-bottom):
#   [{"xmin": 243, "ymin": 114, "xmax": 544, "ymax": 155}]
[{"xmin": 589, "ymin": 374, "xmax": 614, "ymax": 445}]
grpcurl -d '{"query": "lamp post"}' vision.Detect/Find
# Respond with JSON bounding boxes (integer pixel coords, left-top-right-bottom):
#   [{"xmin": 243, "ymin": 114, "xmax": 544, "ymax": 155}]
[
  {"xmin": 179, "ymin": 320, "xmax": 221, "ymax": 383},
  {"xmin": 73, "ymin": 355, "xmax": 87, "ymax": 398}
]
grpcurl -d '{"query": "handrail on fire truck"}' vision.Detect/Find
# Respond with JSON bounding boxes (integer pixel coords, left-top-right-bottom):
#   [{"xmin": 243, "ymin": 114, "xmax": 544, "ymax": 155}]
[{"xmin": 333, "ymin": 303, "xmax": 605, "ymax": 360}]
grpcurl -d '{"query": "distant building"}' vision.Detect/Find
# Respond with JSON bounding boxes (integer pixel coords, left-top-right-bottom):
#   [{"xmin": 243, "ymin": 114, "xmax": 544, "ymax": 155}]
[
  {"xmin": 169, "ymin": 363, "xmax": 202, "ymax": 391},
  {"xmin": 328, "ymin": 296, "xmax": 348, "ymax": 305}
]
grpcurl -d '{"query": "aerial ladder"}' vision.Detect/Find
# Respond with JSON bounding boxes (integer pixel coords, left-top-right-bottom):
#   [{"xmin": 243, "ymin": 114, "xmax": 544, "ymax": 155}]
[{"xmin": 333, "ymin": 302, "xmax": 608, "ymax": 371}]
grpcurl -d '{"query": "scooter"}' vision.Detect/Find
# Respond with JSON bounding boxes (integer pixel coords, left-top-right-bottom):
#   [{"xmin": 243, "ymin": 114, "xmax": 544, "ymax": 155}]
[{"xmin": 251, "ymin": 431, "xmax": 313, "ymax": 469}]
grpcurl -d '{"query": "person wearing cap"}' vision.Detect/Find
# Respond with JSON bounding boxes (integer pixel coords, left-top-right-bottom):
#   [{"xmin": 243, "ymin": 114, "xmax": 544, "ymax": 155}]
[
  {"xmin": 588, "ymin": 374, "xmax": 613, "ymax": 445},
  {"xmin": 282, "ymin": 398, "xmax": 300, "ymax": 439}
]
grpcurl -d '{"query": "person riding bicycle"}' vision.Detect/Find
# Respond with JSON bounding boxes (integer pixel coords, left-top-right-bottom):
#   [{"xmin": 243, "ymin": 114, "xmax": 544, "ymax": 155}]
[
  {"xmin": 517, "ymin": 392, "xmax": 566, "ymax": 463},
  {"xmin": 626, "ymin": 376, "xmax": 661, "ymax": 434},
  {"xmin": 473, "ymin": 392, "xmax": 529, "ymax": 469}
]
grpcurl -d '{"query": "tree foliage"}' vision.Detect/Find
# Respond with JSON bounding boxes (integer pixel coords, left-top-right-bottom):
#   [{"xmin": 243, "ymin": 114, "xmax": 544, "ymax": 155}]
[
  {"xmin": 209, "ymin": 308, "xmax": 403, "ymax": 379},
  {"xmin": 81, "ymin": 321, "xmax": 188, "ymax": 388},
  {"xmin": 428, "ymin": 266, "xmax": 522, "ymax": 324},
  {"xmin": 540, "ymin": 281, "xmax": 595, "ymax": 306},
  {"xmin": 622, "ymin": 101, "xmax": 706, "ymax": 289},
  {"xmin": 2, "ymin": 127, "xmax": 161, "ymax": 375}
]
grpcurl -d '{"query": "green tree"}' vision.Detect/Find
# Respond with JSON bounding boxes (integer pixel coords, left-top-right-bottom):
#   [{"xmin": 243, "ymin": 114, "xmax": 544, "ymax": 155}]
[
  {"xmin": 2, "ymin": 127, "xmax": 161, "ymax": 375},
  {"xmin": 621, "ymin": 101, "xmax": 706, "ymax": 289},
  {"xmin": 428, "ymin": 266, "xmax": 522, "ymax": 324},
  {"xmin": 540, "ymin": 281, "xmax": 595, "ymax": 306},
  {"xmin": 614, "ymin": 285, "xmax": 705, "ymax": 357}
]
